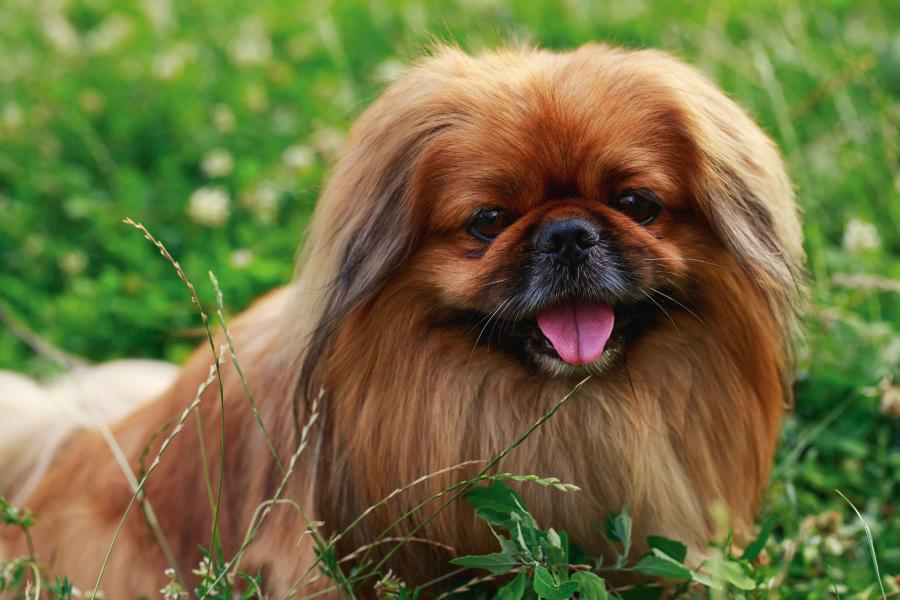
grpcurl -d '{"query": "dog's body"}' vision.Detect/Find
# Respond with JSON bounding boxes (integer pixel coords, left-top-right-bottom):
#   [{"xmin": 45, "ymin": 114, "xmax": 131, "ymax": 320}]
[{"xmin": 1, "ymin": 44, "xmax": 803, "ymax": 597}]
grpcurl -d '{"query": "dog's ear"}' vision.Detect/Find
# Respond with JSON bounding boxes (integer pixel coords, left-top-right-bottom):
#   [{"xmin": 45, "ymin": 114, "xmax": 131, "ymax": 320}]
[
  {"xmin": 632, "ymin": 50, "xmax": 805, "ymax": 322},
  {"xmin": 291, "ymin": 48, "xmax": 464, "ymax": 414},
  {"xmin": 686, "ymin": 84, "xmax": 804, "ymax": 311}
]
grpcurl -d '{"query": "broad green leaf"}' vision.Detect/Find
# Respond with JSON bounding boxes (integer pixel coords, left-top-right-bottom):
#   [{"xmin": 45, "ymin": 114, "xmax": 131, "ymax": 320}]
[
  {"xmin": 466, "ymin": 483, "xmax": 537, "ymax": 531},
  {"xmin": 466, "ymin": 483, "xmax": 526, "ymax": 515},
  {"xmin": 689, "ymin": 570, "xmax": 716, "ymax": 588},
  {"xmin": 572, "ymin": 572, "xmax": 608, "ymax": 600},
  {"xmin": 450, "ymin": 553, "xmax": 518, "ymax": 575},
  {"xmin": 499, "ymin": 535, "xmax": 520, "ymax": 556},
  {"xmin": 514, "ymin": 522, "xmax": 542, "ymax": 562},
  {"xmin": 632, "ymin": 550, "xmax": 692, "ymax": 579},
  {"xmin": 646, "ymin": 535, "xmax": 687, "ymax": 563},
  {"xmin": 704, "ymin": 557, "xmax": 756, "ymax": 590},
  {"xmin": 546, "ymin": 528, "xmax": 569, "ymax": 565},
  {"xmin": 603, "ymin": 509, "xmax": 633, "ymax": 558},
  {"xmin": 533, "ymin": 566, "xmax": 579, "ymax": 600},
  {"xmin": 547, "ymin": 528, "xmax": 562, "ymax": 550},
  {"xmin": 741, "ymin": 518, "xmax": 774, "ymax": 562},
  {"xmin": 493, "ymin": 570, "xmax": 527, "ymax": 600}
]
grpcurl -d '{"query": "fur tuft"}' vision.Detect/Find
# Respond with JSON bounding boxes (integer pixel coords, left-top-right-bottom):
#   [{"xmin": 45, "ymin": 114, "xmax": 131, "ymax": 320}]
[{"xmin": 0, "ymin": 360, "xmax": 177, "ymax": 504}]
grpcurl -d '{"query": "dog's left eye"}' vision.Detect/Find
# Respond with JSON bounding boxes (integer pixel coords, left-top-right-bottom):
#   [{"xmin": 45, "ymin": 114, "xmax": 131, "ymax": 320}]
[
  {"xmin": 468, "ymin": 208, "xmax": 510, "ymax": 241},
  {"xmin": 611, "ymin": 191, "xmax": 662, "ymax": 225}
]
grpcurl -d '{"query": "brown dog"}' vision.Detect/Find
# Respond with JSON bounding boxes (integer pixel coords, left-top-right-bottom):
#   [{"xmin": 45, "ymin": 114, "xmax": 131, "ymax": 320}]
[{"xmin": 0, "ymin": 44, "xmax": 803, "ymax": 597}]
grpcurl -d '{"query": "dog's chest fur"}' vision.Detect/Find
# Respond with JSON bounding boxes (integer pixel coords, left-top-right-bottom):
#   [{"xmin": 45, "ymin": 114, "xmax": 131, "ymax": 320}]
[{"xmin": 310, "ymin": 298, "xmax": 782, "ymax": 582}]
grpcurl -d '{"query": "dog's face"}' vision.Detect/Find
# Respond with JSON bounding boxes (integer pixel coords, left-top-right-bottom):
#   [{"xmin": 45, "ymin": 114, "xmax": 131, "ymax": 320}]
[
  {"xmin": 301, "ymin": 44, "xmax": 803, "ymax": 386},
  {"xmin": 410, "ymin": 79, "xmax": 704, "ymax": 374}
]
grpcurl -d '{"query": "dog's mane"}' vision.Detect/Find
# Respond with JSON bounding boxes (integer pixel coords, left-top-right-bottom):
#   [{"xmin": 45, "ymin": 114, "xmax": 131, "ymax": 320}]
[{"xmin": 287, "ymin": 44, "xmax": 804, "ymax": 421}]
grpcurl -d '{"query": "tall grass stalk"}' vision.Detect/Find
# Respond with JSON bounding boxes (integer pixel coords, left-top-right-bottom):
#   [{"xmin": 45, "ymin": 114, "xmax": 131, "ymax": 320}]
[
  {"xmin": 123, "ymin": 218, "xmax": 229, "ymax": 561},
  {"xmin": 836, "ymin": 489, "xmax": 887, "ymax": 600},
  {"xmin": 205, "ymin": 271, "xmax": 352, "ymax": 595},
  {"xmin": 90, "ymin": 351, "xmax": 224, "ymax": 598}
]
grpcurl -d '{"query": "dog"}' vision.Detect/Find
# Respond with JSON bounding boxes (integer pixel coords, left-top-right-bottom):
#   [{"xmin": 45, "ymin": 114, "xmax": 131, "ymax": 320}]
[{"xmin": 0, "ymin": 43, "xmax": 804, "ymax": 597}]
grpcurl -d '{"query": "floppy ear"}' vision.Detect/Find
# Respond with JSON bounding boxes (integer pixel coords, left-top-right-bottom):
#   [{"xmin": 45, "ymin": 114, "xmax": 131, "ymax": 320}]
[
  {"xmin": 289, "ymin": 48, "xmax": 464, "ymax": 415},
  {"xmin": 686, "ymin": 83, "xmax": 804, "ymax": 310},
  {"xmin": 633, "ymin": 51, "xmax": 805, "ymax": 328}
]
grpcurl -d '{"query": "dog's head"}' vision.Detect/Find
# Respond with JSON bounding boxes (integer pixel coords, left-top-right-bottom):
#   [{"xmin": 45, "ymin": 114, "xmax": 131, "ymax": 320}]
[{"xmin": 295, "ymin": 44, "xmax": 804, "ymax": 389}]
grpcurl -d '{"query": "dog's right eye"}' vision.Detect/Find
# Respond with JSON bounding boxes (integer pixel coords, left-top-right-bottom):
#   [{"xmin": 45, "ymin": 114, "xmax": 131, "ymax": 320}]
[{"xmin": 468, "ymin": 208, "xmax": 509, "ymax": 242}]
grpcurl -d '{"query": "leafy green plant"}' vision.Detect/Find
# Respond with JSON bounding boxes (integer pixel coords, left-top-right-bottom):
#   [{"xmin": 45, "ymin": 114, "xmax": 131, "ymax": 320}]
[
  {"xmin": 1, "ymin": 496, "xmax": 75, "ymax": 599},
  {"xmin": 441, "ymin": 482, "xmax": 764, "ymax": 599}
]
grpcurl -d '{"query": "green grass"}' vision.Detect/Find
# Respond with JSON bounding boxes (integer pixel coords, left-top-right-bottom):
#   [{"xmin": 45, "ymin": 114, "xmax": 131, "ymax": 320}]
[{"xmin": 0, "ymin": 0, "xmax": 897, "ymax": 597}]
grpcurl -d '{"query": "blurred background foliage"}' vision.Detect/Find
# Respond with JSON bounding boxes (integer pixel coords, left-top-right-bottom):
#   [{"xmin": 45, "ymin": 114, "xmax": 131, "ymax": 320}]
[{"xmin": 0, "ymin": 0, "xmax": 897, "ymax": 595}]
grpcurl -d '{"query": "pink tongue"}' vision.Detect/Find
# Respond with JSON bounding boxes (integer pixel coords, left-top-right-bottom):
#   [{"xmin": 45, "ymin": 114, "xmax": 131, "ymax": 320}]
[{"xmin": 536, "ymin": 301, "xmax": 615, "ymax": 365}]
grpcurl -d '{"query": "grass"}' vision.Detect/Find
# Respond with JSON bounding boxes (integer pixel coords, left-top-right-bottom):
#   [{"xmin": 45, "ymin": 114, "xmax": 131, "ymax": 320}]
[{"xmin": 0, "ymin": 0, "xmax": 898, "ymax": 597}]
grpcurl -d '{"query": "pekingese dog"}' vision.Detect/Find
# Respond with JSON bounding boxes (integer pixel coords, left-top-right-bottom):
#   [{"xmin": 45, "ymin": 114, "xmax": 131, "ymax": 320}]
[{"xmin": 0, "ymin": 44, "xmax": 804, "ymax": 597}]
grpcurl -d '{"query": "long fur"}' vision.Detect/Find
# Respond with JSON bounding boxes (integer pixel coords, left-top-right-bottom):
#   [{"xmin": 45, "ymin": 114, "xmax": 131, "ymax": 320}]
[
  {"xmin": 1, "ymin": 44, "xmax": 803, "ymax": 597},
  {"xmin": 0, "ymin": 360, "xmax": 178, "ymax": 504}
]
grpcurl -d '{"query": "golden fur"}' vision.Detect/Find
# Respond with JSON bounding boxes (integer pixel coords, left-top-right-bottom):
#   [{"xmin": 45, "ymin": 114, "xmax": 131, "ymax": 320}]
[{"xmin": 0, "ymin": 44, "xmax": 803, "ymax": 597}]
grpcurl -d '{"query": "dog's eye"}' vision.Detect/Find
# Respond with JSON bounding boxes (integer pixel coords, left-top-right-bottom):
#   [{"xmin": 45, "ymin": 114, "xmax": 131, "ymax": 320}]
[
  {"xmin": 468, "ymin": 208, "xmax": 510, "ymax": 241},
  {"xmin": 611, "ymin": 191, "xmax": 661, "ymax": 225}
]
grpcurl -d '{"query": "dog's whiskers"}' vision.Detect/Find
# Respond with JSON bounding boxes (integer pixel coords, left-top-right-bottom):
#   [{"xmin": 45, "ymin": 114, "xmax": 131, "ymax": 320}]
[
  {"xmin": 641, "ymin": 289, "xmax": 680, "ymax": 333},
  {"xmin": 478, "ymin": 277, "xmax": 508, "ymax": 289},
  {"xmin": 649, "ymin": 287, "xmax": 707, "ymax": 329},
  {"xmin": 640, "ymin": 255, "xmax": 728, "ymax": 270},
  {"xmin": 468, "ymin": 297, "xmax": 515, "ymax": 361}
]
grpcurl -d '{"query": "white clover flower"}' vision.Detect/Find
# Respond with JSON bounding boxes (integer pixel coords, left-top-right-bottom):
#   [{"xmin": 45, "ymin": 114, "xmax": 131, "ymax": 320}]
[
  {"xmin": 212, "ymin": 104, "xmax": 235, "ymax": 132},
  {"xmin": 85, "ymin": 14, "xmax": 132, "ymax": 54},
  {"xmin": 153, "ymin": 51, "xmax": 183, "ymax": 79},
  {"xmin": 242, "ymin": 183, "xmax": 280, "ymax": 223},
  {"xmin": 42, "ymin": 12, "xmax": 80, "ymax": 55},
  {"xmin": 59, "ymin": 250, "xmax": 88, "ymax": 274},
  {"xmin": 281, "ymin": 144, "xmax": 315, "ymax": 170},
  {"xmin": 229, "ymin": 17, "xmax": 272, "ymax": 66},
  {"xmin": 229, "ymin": 248, "xmax": 253, "ymax": 269},
  {"xmin": 141, "ymin": 0, "xmax": 174, "ymax": 33},
  {"xmin": 201, "ymin": 148, "xmax": 234, "ymax": 178},
  {"xmin": 311, "ymin": 125, "xmax": 345, "ymax": 160},
  {"xmin": 2, "ymin": 103, "xmax": 23, "ymax": 130},
  {"xmin": 188, "ymin": 186, "xmax": 230, "ymax": 227},
  {"xmin": 160, "ymin": 583, "xmax": 188, "ymax": 600},
  {"xmin": 823, "ymin": 535, "xmax": 844, "ymax": 556},
  {"xmin": 192, "ymin": 556, "xmax": 210, "ymax": 577},
  {"xmin": 374, "ymin": 59, "xmax": 406, "ymax": 83},
  {"xmin": 842, "ymin": 218, "xmax": 880, "ymax": 253},
  {"xmin": 152, "ymin": 43, "xmax": 195, "ymax": 80}
]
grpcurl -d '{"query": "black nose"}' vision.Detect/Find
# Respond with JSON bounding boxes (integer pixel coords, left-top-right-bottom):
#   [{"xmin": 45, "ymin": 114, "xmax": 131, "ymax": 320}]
[{"xmin": 537, "ymin": 218, "xmax": 599, "ymax": 267}]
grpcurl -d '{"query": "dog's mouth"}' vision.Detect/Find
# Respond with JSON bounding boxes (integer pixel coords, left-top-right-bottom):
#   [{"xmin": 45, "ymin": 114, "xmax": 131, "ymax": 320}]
[
  {"xmin": 532, "ymin": 300, "xmax": 615, "ymax": 365},
  {"xmin": 464, "ymin": 298, "xmax": 636, "ymax": 373},
  {"xmin": 462, "ymin": 292, "xmax": 671, "ymax": 374}
]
